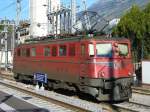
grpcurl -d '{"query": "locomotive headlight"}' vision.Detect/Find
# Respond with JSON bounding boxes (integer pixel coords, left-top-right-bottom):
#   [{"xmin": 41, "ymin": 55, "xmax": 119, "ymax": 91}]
[
  {"xmin": 101, "ymin": 72, "xmax": 105, "ymax": 77},
  {"xmin": 98, "ymin": 71, "xmax": 105, "ymax": 77},
  {"xmin": 128, "ymin": 72, "xmax": 132, "ymax": 76}
]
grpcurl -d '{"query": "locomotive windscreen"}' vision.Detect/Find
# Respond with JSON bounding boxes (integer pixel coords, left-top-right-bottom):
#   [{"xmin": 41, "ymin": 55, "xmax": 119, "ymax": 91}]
[
  {"xmin": 118, "ymin": 43, "xmax": 129, "ymax": 56},
  {"xmin": 96, "ymin": 43, "xmax": 112, "ymax": 57}
]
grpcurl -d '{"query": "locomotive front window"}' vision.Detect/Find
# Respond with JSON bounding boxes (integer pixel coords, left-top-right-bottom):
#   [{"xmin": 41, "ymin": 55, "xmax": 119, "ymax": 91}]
[
  {"xmin": 118, "ymin": 44, "xmax": 128, "ymax": 56},
  {"xmin": 96, "ymin": 43, "xmax": 112, "ymax": 57}
]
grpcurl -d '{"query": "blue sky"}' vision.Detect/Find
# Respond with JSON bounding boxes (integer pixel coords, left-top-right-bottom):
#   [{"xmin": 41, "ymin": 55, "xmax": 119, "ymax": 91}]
[{"xmin": 0, "ymin": 0, "xmax": 96, "ymax": 20}]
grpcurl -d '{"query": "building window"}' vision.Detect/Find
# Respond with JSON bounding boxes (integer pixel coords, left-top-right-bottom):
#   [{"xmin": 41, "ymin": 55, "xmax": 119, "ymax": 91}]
[
  {"xmin": 52, "ymin": 46, "xmax": 57, "ymax": 56},
  {"xmin": 17, "ymin": 49, "xmax": 21, "ymax": 56},
  {"xmin": 31, "ymin": 48, "xmax": 36, "ymax": 56},
  {"xmin": 69, "ymin": 44, "xmax": 75, "ymax": 56},
  {"xmin": 81, "ymin": 44, "xmax": 86, "ymax": 56},
  {"xmin": 59, "ymin": 45, "xmax": 67, "ymax": 56},
  {"xmin": 26, "ymin": 48, "xmax": 30, "ymax": 57},
  {"xmin": 44, "ymin": 47, "xmax": 50, "ymax": 56}
]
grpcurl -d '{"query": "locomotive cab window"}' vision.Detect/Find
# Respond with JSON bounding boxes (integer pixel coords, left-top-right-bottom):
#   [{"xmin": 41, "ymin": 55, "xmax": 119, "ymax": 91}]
[
  {"xmin": 31, "ymin": 48, "xmax": 36, "ymax": 56},
  {"xmin": 96, "ymin": 43, "xmax": 112, "ymax": 57},
  {"xmin": 44, "ymin": 47, "xmax": 50, "ymax": 56},
  {"xmin": 89, "ymin": 44, "xmax": 94, "ymax": 57},
  {"xmin": 59, "ymin": 45, "xmax": 67, "ymax": 56},
  {"xmin": 118, "ymin": 44, "xmax": 128, "ymax": 56}
]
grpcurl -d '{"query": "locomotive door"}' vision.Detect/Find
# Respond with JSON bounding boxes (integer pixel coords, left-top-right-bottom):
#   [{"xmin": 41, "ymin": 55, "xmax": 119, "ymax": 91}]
[{"xmin": 80, "ymin": 44, "xmax": 88, "ymax": 77}]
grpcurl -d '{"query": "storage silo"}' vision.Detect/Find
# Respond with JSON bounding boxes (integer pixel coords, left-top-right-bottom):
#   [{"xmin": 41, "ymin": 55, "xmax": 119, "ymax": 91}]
[{"xmin": 30, "ymin": 0, "xmax": 60, "ymax": 37}]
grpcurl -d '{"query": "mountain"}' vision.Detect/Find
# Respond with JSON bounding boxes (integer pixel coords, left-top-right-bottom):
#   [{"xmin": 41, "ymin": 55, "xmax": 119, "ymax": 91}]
[
  {"xmin": 87, "ymin": 0, "xmax": 150, "ymax": 32},
  {"xmin": 89, "ymin": 0, "xmax": 149, "ymax": 19}
]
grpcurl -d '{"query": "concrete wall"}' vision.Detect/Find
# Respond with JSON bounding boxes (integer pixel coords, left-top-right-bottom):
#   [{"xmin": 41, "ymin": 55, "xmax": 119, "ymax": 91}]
[
  {"xmin": 142, "ymin": 61, "xmax": 150, "ymax": 84},
  {"xmin": 0, "ymin": 51, "xmax": 12, "ymax": 68}
]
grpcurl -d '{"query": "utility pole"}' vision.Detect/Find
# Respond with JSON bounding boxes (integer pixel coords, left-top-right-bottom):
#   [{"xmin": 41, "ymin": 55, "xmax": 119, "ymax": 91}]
[
  {"xmin": 0, "ymin": 20, "xmax": 15, "ymax": 71},
  {"xmin": 11, "ymin": 23, "xmax": 15, "ymax": 57},
  {"xmin": 82, "ymin": 0, "xmax": 91, "ymax": 31},
  {"xmin": 16, "ymin": 0, "xmax": 21, "ymax": 44},
  {"xmin": 47, "ymin": 0, "xmax": 51, "ymax": 34},
  {"xmin": 71, "ymin": 0, "xmax": 76, "ymax": 33},
  {"xmin": 4, "ymin": 18, "xmax": 8, "ymax": 71}
]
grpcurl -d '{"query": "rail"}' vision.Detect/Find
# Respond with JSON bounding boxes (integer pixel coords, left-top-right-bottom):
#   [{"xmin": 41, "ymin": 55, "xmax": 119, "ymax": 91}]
[
  {"xmin": 1, "ymin": 71, "xmax": 150, "ymax": 112},
  {"xmin": 0, "ymin": 79, "xmax": 107, "ymax": 112}
]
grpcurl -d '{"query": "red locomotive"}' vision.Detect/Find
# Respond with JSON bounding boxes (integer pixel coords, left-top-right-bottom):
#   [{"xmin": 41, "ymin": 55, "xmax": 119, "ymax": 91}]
[{"xmin": 13, "ymin": 35, "xmax": 134, "ymax": 101}]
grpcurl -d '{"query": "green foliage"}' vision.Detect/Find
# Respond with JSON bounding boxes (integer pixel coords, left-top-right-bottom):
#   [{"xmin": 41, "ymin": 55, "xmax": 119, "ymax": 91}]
[
  {"xmin": 0, "ymin": 25, "xmax": 4, "ymax": 32},
  {"xmin": 0, "ymin": 24, "xmax": 13, "ymax": 33},
  {"xmin": 113, "ymin": 3, "xmax": 150, "ymax": 61}
]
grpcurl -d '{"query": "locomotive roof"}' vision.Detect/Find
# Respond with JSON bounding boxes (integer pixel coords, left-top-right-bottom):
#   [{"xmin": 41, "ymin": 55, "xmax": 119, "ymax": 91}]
[{"xmin": 17, "ymin": 35, "xmax": 129, "ymax": 47}]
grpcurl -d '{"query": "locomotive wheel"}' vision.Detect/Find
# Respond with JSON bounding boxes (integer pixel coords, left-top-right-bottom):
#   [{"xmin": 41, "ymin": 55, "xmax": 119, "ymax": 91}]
[
  {"xmin": 47, "ymin": 80, "xmax": 54, "ymax": 90},
  {"xmin": 18, "ymin": 74, "xmax": 23, "ymax": 82},
  {"xmin": 113, "ymin": 85, "xmax": 121, "ymax": 101},
  {"xmin": 14, "ymin": 73, "xmax": 19, "ymax": 80},
  {"xmin": 14, "ymin": 73, "xmax": 23, "ymax": 82}
]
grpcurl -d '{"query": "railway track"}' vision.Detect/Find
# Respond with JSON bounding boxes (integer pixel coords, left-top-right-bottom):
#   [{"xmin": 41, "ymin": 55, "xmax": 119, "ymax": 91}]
[
  {"xmin": 2, "ymin": 72, "xmax": 150, "ymax": 96},
  {"xmin": 0, "ymin": 78, "xmax": 109, "ymax": 112},
  {"xmin": 113, "ymin": 101, "xmax": 150, "ymax": 112},
  {"xmin": 0, "ymin": 71, "xmax": 150, "ymax": 112},
  {"xmin": 132, "ymin": 86, "xmax": 150, "ymax": 95}
]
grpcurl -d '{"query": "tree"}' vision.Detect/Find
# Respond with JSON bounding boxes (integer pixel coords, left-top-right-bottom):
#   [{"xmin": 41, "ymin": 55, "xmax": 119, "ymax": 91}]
[
  {"xmin": 113, "ymin": 4, "xmax": 150, "ymax": 61},
  {"xmin": 143, "ymin": 3, "xmax": 150, "ymax": 59}
]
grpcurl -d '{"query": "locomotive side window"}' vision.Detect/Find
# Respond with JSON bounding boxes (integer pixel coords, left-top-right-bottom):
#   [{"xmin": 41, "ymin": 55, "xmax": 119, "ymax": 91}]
[
  {"xmin": 89, "ymin": 44, "xmax": 94, "ymax": 57},
  {"xmin": 59, "ymin": 45, "xmax": 67, "ymax": 56},
  {"xmin": 17, "ymin": 49, "xmax": 21, "ymax": 56},
  {"xmin": 31, "ymin": 48, "xmax": 36, "ymax": 56},
  {"xmin": 96, "ymin": 43, "xmax": 112, "ymax": 57},
  {"xmin": 26, "ymin": 48, "xmax": 30, "ymax": 57},
  {"xmin": 21, "ymin": 48, "xmax": 26, "ymax": 56},
  {"xmin": 118, "ymin": 44, "xmax": 128, "ymax": 56},
  {"xmin": 81, "ymin": 44, "xmax": 86, "ymax": 56},
  {"xmin": 44, "ymin": 47, "xmax": 50, "ymax": 56},
  {"xmin": 69, "ymin": 44, "xmax": 75, "ymax": 56},
  {"xmin": 52, "ymin": 46, "xmax": 57, "ymax": 56}
]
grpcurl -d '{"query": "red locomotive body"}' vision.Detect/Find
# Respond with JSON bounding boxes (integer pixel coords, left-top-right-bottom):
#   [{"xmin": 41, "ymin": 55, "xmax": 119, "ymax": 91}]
[{"xmin": 13, "ymin": 36, "xmax": 134, "ymax": 101}]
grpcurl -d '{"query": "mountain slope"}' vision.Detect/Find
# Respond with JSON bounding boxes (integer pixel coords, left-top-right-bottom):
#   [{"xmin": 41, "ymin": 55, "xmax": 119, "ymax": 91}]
[{"xmin": 89, "ymin": 0, "xmax": 149, "ymax": 20}]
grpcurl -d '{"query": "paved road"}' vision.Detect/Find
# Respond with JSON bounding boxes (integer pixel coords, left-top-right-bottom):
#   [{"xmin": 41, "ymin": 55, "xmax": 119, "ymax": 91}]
[{"xmin": 0, "ymin": 91, "xmax": 49, "ymax": 112}]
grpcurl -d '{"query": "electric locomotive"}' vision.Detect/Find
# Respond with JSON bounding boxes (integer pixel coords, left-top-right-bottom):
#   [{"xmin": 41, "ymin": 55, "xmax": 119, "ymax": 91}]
[{"xmin": 13, "ymin": 35, "xmax": 134, "ymax": 101}]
